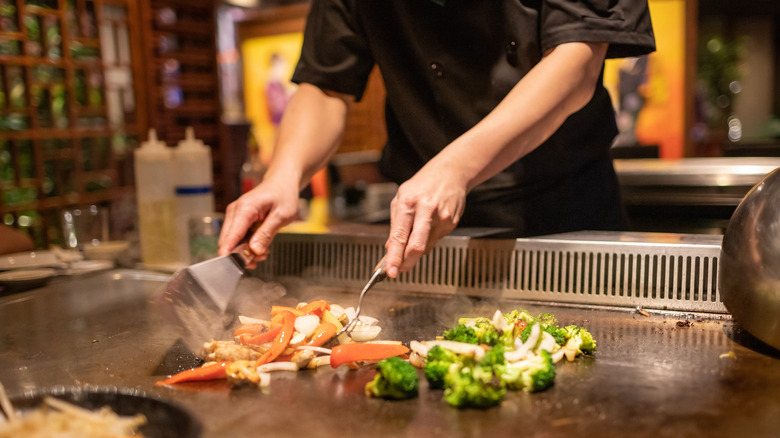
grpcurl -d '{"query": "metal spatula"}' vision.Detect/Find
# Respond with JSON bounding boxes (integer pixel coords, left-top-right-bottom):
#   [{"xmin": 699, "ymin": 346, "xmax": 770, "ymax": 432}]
[
  {"xmin": 337, "ymin": 256, "xmax": 387, "ymax": 336},
  {"xmin": 152, "ymin": 243, "xmax": 255, "ymax": 351}
]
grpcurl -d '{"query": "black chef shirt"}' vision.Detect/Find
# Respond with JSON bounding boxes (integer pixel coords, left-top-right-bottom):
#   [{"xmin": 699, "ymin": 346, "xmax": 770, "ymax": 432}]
[{"xmin": 292, "ymin": 0, "xmax": 656, "ymax": 236}]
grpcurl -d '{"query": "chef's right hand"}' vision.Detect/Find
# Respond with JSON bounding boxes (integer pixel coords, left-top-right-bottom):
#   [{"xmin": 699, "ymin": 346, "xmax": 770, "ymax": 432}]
[
  {"xmin": 218, "ymin": 175, "xmax": 301, "ymax": 264},
  {"xmin": 383, "ymin": 167, "xmax": 466, "ymax": 279}
]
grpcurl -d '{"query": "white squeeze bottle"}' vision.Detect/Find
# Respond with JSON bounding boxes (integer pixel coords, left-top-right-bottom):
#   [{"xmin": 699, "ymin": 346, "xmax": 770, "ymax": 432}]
[
  {"xmin": 172, "ymin": 127, "xmax": 215, "ymax": 262},
  {"xmin": 134, "ymin": 129, "xmax": 179, "ymax": 266}
]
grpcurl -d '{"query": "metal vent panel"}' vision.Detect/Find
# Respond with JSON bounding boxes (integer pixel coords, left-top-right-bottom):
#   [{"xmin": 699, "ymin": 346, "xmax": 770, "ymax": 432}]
[{"xmin": 255, "ymin": 231, "xmax": 725, "ymax": 313}]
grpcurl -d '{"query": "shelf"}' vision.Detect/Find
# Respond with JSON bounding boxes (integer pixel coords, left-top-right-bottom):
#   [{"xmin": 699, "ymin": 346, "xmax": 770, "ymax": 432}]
[{"xmin": 0, "ymin": 0, "xmax": 140, "ymax": 248}]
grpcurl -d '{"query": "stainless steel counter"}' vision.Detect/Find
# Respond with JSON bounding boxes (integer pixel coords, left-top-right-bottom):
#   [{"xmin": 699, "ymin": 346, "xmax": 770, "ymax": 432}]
[
  {"xmin": 1, "ymin": 268, "xmax": 779, "ymax": 437},
  {"xmin": 614, "ymin": 157, "xmax": 780, "ymax": 234}
]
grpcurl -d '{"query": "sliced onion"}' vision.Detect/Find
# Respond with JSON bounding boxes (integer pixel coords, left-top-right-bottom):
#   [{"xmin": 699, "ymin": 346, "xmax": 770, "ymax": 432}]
[
  {"xmin": 294, "ymin": 314, "xmax": 320, "ymax": 337},
  {"xmin": 505, "ymin": 323, "xmax": 539, "ymax": 362},
  {"xmin": 348, "ymin": 325, "xmax": 381, "ymax": 342},
  {"xmin": 258, "ymin": 372, "xmax": 272, "ymax": 387},
  {"xmin": 256, "ymin": 362, "xmax": 299, "ymax": 373},
  {"xmin": 294, "ymin": 346, "xmax": 333, "ymax": 355},
  {"xmin": 288, "ymin": 331, "xmax": 307, "ymax": 346},
  {"xmin": 342, "ymin": 307, "xmax": 357, "ymax": 322},
  {"xmin": 551, "ymin": 349, "xmax": 566, "ymax": 364},
  {"xmin": 238, "ymin": 315, "xmax": 267, "ymax": 325},
  {"xmin": 491, "ymin": 310, "xmax": 509, "ymax": 331},
  {"xmin": 409, "ymin": 351, "xmax": 426, "ymax": 368},
  {"xmin": 409, "ymin": 340, "xmax": 430, "ymax": 358},
  {"xmin": 357, "ymin": 315, "xmax": 379, "ymax": 326},
  {"xmin": 329, "ymin": 304, "xmax": 346, "ymax": 318},
  {"xmin": 536, "ymin": 331, "xmax": 559, "ymax": 355},
  {"xmin": 307, "ymin": 356, "xmax": 332, "ymax": 369}
]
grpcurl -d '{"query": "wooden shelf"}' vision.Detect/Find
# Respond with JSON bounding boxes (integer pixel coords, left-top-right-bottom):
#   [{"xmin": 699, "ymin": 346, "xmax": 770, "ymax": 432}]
[
  {"xmin": 139, "ymin": 0, "xmax": 227, "ymax": 210},
  {"xmin": 0, "ymin": 0, "xmax": 141, "ymax": 248}
]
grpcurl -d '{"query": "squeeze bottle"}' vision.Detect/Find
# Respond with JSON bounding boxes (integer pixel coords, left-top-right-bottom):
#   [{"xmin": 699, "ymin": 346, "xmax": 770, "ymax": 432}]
[
  {"xmin": 134, "ymin": 129, "xmax": 180, "ymax": 266},
  {"xmin": 172, "ymin": 127, "xmax": 215, "ymax": 262}
]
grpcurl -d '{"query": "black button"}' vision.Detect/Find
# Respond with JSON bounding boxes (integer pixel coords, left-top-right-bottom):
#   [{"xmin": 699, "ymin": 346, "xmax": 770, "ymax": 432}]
[
  {"xmin": 505, "ymin": 41, "xmax": 518, "ymax": 66},
  {"xmin": 430, "ymin": 62, "xmax": 444, "ymax": 78}
]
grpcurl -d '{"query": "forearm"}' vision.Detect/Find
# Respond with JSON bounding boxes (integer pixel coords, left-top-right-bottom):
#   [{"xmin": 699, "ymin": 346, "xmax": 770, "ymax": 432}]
[
  {"xmin": 428, "ymin": 42, "xmax": 609, "ymax": 191},
  {"xmin": 263, "ymin": 83, "xmax": 350, "ymax": 190}
]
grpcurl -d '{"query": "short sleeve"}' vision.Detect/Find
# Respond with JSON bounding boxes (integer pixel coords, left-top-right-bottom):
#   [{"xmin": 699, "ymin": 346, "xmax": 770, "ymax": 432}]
[
  {"xmin": 540, "ymin": 0, "xmax": 656, "ymax": 59},
  {"xmin": 291, "ymin": 0, "xmax": 375, "ymax": 100}
]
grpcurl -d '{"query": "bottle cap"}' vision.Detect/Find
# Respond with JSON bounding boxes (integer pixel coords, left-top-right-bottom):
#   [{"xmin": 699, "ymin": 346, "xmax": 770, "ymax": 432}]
[
  {"xmin": 177, "ymin": 126, "xmax": 207, "ymax": 150},
  {"xmin": 136, "ymin": 129, "xmax": 171, "ymax": 159}
]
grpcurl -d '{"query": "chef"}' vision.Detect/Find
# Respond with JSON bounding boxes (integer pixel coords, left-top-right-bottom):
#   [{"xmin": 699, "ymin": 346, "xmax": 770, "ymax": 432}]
[{"xmin": 219, "ymin": 0, "xmax": 656, "ymax": 278}]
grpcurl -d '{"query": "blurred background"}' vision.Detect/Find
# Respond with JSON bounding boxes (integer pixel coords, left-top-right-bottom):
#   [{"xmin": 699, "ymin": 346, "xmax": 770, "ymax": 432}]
[{"xmin": 1, "ymin": 0, "xmax": 779, "ymax": 251}]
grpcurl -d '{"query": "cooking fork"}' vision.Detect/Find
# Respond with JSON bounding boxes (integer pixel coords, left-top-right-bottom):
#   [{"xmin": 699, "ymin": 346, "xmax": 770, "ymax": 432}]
[{"xmin": 336, "ymin": 256, "xmax": 387, "ymax": 336}]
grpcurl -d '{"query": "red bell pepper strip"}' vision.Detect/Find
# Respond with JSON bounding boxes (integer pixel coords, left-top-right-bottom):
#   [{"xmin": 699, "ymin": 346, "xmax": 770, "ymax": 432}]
[
  {"xmin": 271, "ymin": 300, "xmax": 330, "ymax": 318},
  {"xmin": 306, "ymin": 322, "xmax": 337, "ymax": 347},
  {"xmin": 155, "ymin": 362, "xmax": 229, "ymax": 386},
  {"xmin": 330, "ymin": 343, "xmax": 410, "ymax": 369},
  {"xmin": 296, "ymin": 300, "xmax": 330, "ymax": 317},
  {"xmin": 234, "ymin": 323, "xmax": 265, "ymax": 337},
  {"xmin": 255, "ymin": 310, "xmax": 296, "ymax": 366},
  {"xmin": 236, "ymin": 323, "xmax": 282, "ymax": 345}
]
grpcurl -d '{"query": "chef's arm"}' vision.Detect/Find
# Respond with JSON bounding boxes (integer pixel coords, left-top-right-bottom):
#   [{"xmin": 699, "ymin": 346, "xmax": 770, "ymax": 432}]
[
  {"xmin": 219, "ymin": 83, "xmax": 351, "ymax": 259},
  {"xmin": 265, "ymin": 82, "xmax": 352, "ymax": 191},
  {"xmin": 429, "ymin": 41, "xmax": 609, "ymax": 190},
  {"xmin": 385, "ymin": 41, "xmax": 609, "ymax": 277}
]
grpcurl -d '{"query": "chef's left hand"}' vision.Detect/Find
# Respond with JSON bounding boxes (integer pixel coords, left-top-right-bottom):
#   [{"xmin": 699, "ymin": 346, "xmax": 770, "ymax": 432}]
[{"xmin": 383, "ymin": 168, "xmax": 466, "ymax": 278}]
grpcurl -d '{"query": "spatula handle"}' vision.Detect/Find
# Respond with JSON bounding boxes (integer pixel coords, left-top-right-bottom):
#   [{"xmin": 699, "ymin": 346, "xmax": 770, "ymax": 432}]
[{"xmin": 230, "ymin": 242, "xmax": 255, "ymax": 269}]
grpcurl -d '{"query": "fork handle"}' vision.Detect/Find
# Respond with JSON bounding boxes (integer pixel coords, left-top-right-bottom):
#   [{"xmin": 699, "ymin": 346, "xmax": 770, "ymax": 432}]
[{"xmin": 373, "ymin": 255, "xmax": 388, "ymax": 282}]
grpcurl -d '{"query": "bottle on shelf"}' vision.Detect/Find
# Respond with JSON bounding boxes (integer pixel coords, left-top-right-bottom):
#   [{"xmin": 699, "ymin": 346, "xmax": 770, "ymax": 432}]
[
  {"xmin": 172, "ymin": 127, "xmax": 215, "ymax": 262},
  {"xmin": 133, "ymin": 129, "xmax": 179, "ymax": 267}
]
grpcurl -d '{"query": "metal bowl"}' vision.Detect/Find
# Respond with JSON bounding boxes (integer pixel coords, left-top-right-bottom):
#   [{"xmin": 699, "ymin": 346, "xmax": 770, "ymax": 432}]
[{"xmin": 720, "ymin": 166, "xmax": 780, "ymax": 351}]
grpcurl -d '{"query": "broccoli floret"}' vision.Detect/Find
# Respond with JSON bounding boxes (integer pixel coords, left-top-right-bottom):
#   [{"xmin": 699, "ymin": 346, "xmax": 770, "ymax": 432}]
[
  {"xmin": 563, "ymin": 325, "xmax": 597, "ymax": 354},
  {"xmin": 424, "ymin": 345, "xmax": 460, "ymax": 389},
  {"xmin": 457, "ymin": 316, "xmax": 506, "ymax": 347},
  {"xmin": 443, "ymin": 324, "xmax": 479, "ymax": 344},
  {"xmin": 503, "ymin": 309, "xmax": 535, "ymax": 326},
  {"xmin": 519, "ymin": 320, "xmax": 566, "ymax": 347},
  {"xmin": 499, "ymin": 349, "xmax": 556, "ymax": 393},
  {"xmin": 534, "ymin": 313, "xmax": 568, "ymax": 345},
  {"xmin": 544, "ymin": 326, "xmax": 567, "ymax": 346},
  {"xmin": 536, "ymin": 313, "xmax": 559, "ymax": 328},
  {"xmin": 480, "ymin": 343, "xmax": 505, "ymax": 367},
  {"xmin": 365, "ymin": 356, "xmax": 419, "ymax": 400},
  {"xmin": 472, "ymin": 319, "xmax": 503, "ymax": 346},
  {"xmin": 443, "ymin": 356, "xmax": 506, "ymax": 409}
]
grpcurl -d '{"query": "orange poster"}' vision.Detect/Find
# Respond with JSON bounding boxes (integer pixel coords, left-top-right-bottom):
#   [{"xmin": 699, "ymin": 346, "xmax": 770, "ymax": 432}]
[
  {"xmin": 241, "ymin": 32, "xmax": 303, "ymax": 165},
  {"xmin": 604, "ymin": 0, "xmax": 686, "ymax": 159}
]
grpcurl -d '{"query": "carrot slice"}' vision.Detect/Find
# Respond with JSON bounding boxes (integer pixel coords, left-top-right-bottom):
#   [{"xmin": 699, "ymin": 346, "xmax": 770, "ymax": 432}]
[
  {"xmin": 330, "ymin": 343, "xmax": 409, "ymax": 369},
  {"xmin": 155, "ymin": 362, "xmax": 228, "ymax": 386},
  {"xmin": 255, "ymin": 310, "xmax": 296, "ymax": 366}
]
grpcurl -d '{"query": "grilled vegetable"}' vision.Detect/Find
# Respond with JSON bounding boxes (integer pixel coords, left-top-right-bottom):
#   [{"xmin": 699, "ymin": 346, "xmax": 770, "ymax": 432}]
[
  {"xmin": 330, "ymin": 343, "xmax": 410, "ymax": 369},
  {"xmin": 365, "ymin": 357, "xmax": 419, "ymax": 400},
  {"xmin": 498, "ymin": 349, "xmax": 556, "ymax": 392},
  {"xmin": 442, "ymin": 324, "xmax": 478, "ymax": 344},
  {"xmin": 521, "ymin": 319, "xmax": 567, "ymax": 346},
  {"xmin": 563, "ymin": 325, "xmax": 597, "ymax": 355},
  {"xmin": 423, "ymin": 345, "xmax": 460, "ymax": 390},
  {"xmin": 255, "ymin": 310, "xmax": 296, "ymax": 366},
  {"xmin": 455, "ymin": 317, "xmax": 504, "ymax": 346},
  {"xmin": 155, "ymin": 361, "xmax": 228, "ymax": 386},
  {"xmin": 442, "ymin": 346, "xmax": 506, "ymax": 409},
  {"xmin": 415, "ymin": 308, "xmax": 596, "ymax": 409}
]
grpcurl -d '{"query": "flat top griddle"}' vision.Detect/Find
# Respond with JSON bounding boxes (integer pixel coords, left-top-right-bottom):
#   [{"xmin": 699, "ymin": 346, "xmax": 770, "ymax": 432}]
[{"xmin": 1, "ymin": 267, "xmax": 778, "ymax": 438}]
